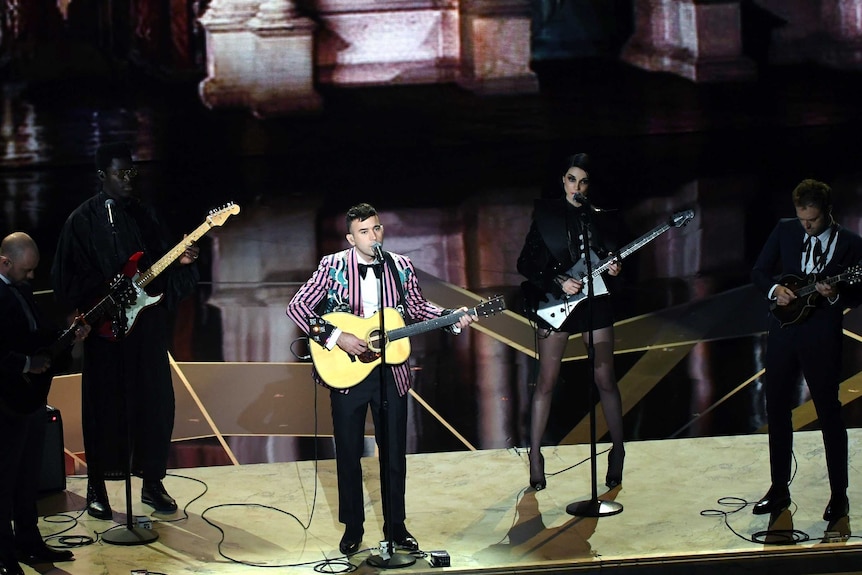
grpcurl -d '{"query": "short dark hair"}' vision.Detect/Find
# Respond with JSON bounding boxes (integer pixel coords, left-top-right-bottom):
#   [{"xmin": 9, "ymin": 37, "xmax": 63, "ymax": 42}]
[
  {"xmin": 346, "ymin": 203, "xmax": 378, "ymax": 233},
  {"xmin": 95, "ymin": 142, "xmax": 133, "ymax": 171},
  {"xmin": 792, "ymin": 179, "xmax": 832, "ymax": 213}
]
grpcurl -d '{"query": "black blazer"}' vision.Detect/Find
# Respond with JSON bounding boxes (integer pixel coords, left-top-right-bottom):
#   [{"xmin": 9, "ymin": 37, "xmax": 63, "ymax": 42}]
[
  {"xmin": 0, "ymin": 280, "xmax": 57, "ymax": 377},
  {"xmin": 751, "ymin": 218, "xmax": 862, "ymax": 320}
]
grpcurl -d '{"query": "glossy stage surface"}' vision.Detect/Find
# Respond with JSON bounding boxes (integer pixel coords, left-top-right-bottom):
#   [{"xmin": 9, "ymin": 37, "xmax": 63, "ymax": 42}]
[{"xmin": 34, "ymin": 429, "xmax": 862, "ymax": 575}]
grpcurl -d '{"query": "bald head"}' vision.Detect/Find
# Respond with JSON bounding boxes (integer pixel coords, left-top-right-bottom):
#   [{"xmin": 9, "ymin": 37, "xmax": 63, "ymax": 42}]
[
  {"xmin": 0, "ymin": 232, "xmax": 38, "ymax": 260},
  {"xmin": 0, "ymin": 232, "xmax": 40, "ymax": 284}
]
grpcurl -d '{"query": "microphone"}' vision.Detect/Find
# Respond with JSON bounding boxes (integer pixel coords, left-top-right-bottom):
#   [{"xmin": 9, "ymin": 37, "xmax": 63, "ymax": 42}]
[
  {"xmin": 573, "ymin": 193, "xmax": 611, "ymax": 213},
  {"xmin": 105, "ymin": 199, "xmax": 116, "ymax": 227},
  {"xmin": 371, "ymin": 241, "xmax": 385, "ymax": 262}
]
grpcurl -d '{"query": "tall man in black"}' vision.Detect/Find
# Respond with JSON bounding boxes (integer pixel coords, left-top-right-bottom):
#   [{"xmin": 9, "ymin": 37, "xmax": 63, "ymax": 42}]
[
  {"xmin": 751, "ymin": 178, "xmax": 862, "ymax": 521},
  {"xmin": 52, "ymin": 143, "xmax": 200, "ymax": 519},
  {"xmin": 0, "ymin": 232, "xmax": 88, "ymax": 575}
]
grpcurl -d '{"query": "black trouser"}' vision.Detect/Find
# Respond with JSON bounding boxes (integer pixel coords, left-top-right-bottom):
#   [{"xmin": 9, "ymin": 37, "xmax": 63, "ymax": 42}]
[
  {"xmin": 330, "ymin": 367, "xmax": 407, "ymax": 531},
  {"xmin": 0, "ymin": 405, "xmax": 46, "ymax": 558},
  {"xmin": 765, "ymin": 312, "xmax": 847, "ymax": 493}
]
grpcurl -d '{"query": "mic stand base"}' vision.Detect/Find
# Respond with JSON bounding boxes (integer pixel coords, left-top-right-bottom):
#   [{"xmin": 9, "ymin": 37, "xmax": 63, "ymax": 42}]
[
  {"xmin": 566, "ymin": 497, "xmax": 623, "ymax": 518},
  {"xmin": 366, "ymin": 549, "xmax": 416, "ymax": 569},
  {"xmin": 102, "ymin": 526, "xmax": 159, "ymax": 546}
]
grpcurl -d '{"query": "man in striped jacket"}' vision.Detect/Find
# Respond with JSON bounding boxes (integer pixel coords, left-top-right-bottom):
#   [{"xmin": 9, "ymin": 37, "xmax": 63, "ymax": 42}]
[{"xmin": 287, "ymin": 203, "xmax": 474, "ymax": 556}]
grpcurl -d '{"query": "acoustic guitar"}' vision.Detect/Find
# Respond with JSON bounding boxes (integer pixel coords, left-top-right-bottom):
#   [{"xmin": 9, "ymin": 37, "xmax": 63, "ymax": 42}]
[{"xmin": 309, "ymin": 295, "xmax": 505, "ymax": 388}]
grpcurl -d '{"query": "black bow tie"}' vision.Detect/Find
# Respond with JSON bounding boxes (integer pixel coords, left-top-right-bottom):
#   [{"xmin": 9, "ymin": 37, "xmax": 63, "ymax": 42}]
[{"xmin": 358, "ymin": 263, "xmax": 382, "ymax": 279}]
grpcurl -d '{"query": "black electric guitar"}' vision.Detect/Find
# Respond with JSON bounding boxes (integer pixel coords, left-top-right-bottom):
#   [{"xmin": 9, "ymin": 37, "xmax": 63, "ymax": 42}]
[
  {"xmin": 96, "ymin": 202, "xmax": 240, "ymax": 339},
  {"xmin": 0, "ymin": 266, "xmax": 139, "ymax": 415},
  {"xmin": 770, "ymin": 265, "xmax": 862, "ymax": 327},
  {"xmin": 309, "ymin": 296, "xmax": 505, "ymax": 388},
  {"xmin": 533, "ymin": 209, "xmax": 694, "ymax": 328}
]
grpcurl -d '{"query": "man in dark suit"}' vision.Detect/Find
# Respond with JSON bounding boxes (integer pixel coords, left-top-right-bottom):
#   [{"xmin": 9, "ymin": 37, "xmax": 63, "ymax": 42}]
[
  {"xmin": 751, "ymin": 179, "xmax": 862, "ymax": 522},
  {"xmin": 0, "ymin": 232, "xmax": 88, "ymax": 575},
  {"xmin": 287, "ymin": 203, "xmax": 475, "ymax": 556}
]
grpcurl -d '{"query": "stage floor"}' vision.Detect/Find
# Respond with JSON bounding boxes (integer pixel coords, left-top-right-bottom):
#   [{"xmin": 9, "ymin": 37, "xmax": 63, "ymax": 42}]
[{"xmin": 33, "ymin": 429, "xmax": 861, "ymax": 575}]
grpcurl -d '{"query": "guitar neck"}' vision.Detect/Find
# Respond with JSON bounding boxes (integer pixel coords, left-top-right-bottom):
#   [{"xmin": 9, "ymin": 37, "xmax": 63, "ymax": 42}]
[
  {"xmin": 794, "ymin": 273, "xmax": 847, "ymax": 297},
  {"xmin": 387, "ymin": 308, "xmax": 473, "ymax": 341},
  {"xmin": 135, "ymin": 220, "xmax": 212, "ymax": 289},
  {"xmin": 48, "ymin": 291, "xmax": 119, "ymax": 356},
  {"xmin": 590, "ymin": 222, "xmax": 673, "ymax": 277}
]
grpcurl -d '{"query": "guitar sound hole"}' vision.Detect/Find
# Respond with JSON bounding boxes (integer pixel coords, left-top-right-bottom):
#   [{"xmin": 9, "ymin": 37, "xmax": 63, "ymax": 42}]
[{"xmin": 367, "ymin": 330, "xmax": 386, "ymax": 353}]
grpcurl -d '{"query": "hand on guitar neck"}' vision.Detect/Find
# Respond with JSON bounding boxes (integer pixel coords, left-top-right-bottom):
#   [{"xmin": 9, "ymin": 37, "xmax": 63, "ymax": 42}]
[{"xmin": 773, "ymin": 279, "xmax": 836, "ymax": 307}]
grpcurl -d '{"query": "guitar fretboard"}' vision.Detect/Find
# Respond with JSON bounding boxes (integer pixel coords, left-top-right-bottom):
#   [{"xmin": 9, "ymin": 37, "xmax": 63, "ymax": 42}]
[
  {"xmin": 793, "ymin": 273, "xmax": 848, "ymax": 298},
  {"xmin": 589, "ymin": 223, "xmax": 673, "ymax": 277},
  {"xmin": 388, "ymin": 308, "xmax": 475, "ymax": 342},
  {"xmin": 135, "ymin": 219, "xmax": 215, "ymax": 289}
]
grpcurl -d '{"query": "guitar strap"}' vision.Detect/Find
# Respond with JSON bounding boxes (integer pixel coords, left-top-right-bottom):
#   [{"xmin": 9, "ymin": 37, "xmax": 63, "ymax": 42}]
[
  {"xmin": 383, "ymin": 252, "xmax": 410, "ymax": 321},
  {"xmin": 803, "ymin": 223, "xmax": 838, "ymax": 273}
]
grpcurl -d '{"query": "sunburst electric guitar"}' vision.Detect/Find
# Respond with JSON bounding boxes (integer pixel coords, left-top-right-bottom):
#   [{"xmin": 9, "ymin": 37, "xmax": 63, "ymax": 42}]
[
  {"xmin": 99, "ymin": 202, "xmax": 240, "ymax": 338},
  {"xmin": 534, "ymin": 209, "xmax": 694, "ymax": 329},
  {"xmin": 310, "ymin": 295, "xmax": 506, "ymax": 389},
  {"xmin": 770, "ymin": 264, "xmax": 862, "ymax": 327},
  {"xmin": 0, "ymin": 265, "xmax": 138, "ymax": 414}
]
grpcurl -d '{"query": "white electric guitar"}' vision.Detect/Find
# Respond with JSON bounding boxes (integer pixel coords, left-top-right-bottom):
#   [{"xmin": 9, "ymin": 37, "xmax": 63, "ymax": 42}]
[{"xmin": 535, "ymin": 209, "xmax": 694, "ymax": 328}]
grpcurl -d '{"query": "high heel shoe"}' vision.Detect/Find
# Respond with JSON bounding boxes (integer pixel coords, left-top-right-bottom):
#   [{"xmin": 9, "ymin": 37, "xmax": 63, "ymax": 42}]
[
  {"xmin": 605, "ymin": 446, "xmax": 625, "ymax": 488},
  {"xmin": 529, "ymin": 450, "xmax": 546, "ymax": 491}
]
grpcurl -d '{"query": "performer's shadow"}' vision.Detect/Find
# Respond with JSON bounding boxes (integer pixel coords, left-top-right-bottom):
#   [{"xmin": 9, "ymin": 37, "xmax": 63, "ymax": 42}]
[{"xmin": 476, "ymin": 487, "xmax": 617, "ymax": 563}]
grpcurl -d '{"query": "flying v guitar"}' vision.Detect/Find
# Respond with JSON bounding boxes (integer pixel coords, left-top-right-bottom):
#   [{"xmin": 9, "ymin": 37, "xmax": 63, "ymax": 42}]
[{"xmin": 534, "ymin": 209, "xmax": 694, "ymax": 329}]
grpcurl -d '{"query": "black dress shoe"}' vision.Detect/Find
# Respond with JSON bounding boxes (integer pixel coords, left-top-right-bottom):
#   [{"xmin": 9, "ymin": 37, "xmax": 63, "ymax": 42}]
[
  {"xmin": 823, "ymin": 493, "xmax": 850, "ymax": 522},
  {"xmin": 339, "ymin": 526, "xmax": 363, "ymax": 555},
  {"xmin": 0, "ymin": 556, "xmax": 24, "ymax": 575},
  {"xmin": 15, "ymin": 542, "xmax": 74, "ymax": 565},
  {"xmin": 142, "ymin": 480, "xmax": 178, "ymax": 512},
  {"xmin": 384, "ymin": 523, "xmax": 419, "ymax": 551},
  {"xmin": 752, "ymin": 486, "xmax": 791, "ymax": 515},
  {"xmin": 86, "ymin": 479, "xmax": 112, "ymax": 520}
]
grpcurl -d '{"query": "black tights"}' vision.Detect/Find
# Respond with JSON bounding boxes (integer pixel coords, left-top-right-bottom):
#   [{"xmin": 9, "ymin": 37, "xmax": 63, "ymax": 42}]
[{"xmin": 529, "ymin": 325, "xmax": 624, "ymax": 458}]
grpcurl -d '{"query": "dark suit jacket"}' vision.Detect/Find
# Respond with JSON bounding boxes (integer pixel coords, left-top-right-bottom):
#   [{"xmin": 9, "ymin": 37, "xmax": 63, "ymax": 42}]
[
  {"xmin": 751, "ymin": 218, "xmax": 862, "ymax": 324},
  {"xmin": 0, "ymin": 280, "xmax": 55, "ymax": 380},
  {"xmin": 0, "ymin": 280, "xmax": 59, "ymax": 411}
]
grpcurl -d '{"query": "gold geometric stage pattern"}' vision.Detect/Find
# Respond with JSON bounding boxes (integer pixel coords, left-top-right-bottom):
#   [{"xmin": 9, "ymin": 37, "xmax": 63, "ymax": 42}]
[{"xmin": 48, "ymin": 272, "xmax": 862, "ymax": 469}]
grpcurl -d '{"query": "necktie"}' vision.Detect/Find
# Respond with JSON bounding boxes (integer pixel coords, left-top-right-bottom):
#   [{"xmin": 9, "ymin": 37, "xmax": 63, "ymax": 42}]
[
  {"xmin": 812, "ymin": 236, "xmax": 823, "ymax": 263},
  {"xmin": 10, "ymin": 283, "xmax": 38, "ymax": 331},
  {"xmin": 358, "ymin": 263, "xmax": 381, "ymax": 279}
]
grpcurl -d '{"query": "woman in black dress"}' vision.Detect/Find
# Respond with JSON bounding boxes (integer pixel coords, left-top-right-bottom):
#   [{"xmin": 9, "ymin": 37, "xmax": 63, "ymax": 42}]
[{"xmin": 517, "ymin": 153, "xmax": 625, "ymax": 490}]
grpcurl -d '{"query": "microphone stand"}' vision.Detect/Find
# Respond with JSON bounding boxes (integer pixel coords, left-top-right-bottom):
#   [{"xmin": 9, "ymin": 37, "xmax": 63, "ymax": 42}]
[
  {"xmin": 366, "ymin": 248, "xmax": 415, "ymax": 569},
  {"xmin": 565, "ymin": 199, "xmax": 623, "ymax": 519},
  {"xmin": 102, "ymin": 202, "xmax": 158, "ymax": 546}
]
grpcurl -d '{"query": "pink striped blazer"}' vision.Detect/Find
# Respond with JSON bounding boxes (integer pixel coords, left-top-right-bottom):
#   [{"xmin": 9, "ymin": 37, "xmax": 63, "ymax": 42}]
[{"xmin": 286, "ymin": 247, "xmax": 449, "ymax": 395}]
